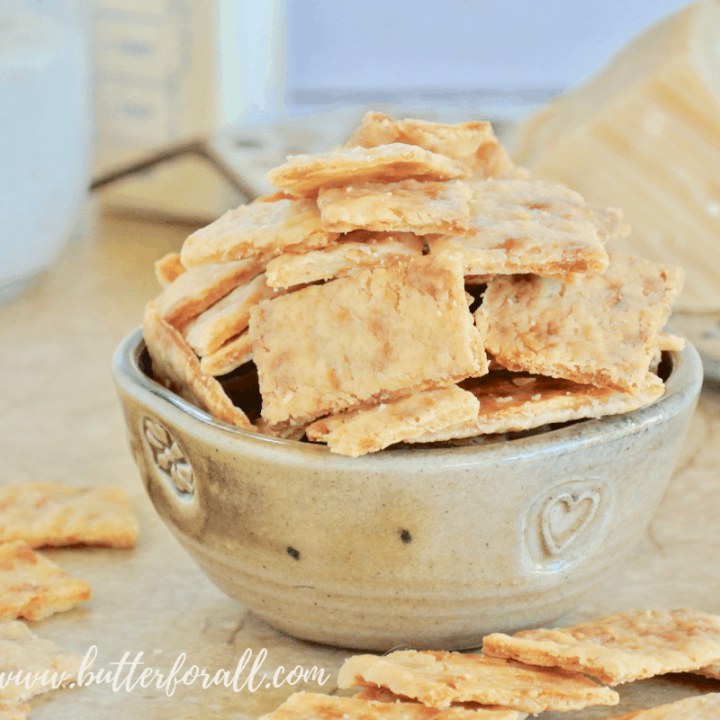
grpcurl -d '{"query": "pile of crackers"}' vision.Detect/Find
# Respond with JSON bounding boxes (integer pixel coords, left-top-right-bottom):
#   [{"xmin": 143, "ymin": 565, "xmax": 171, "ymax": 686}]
[
  {"xmin": 260, "ymin": 608, "xmax": 720, "ymax": 720},
  {"xmin": 145, "ymin": 112, "xmax": 685, "ymax": 456}
]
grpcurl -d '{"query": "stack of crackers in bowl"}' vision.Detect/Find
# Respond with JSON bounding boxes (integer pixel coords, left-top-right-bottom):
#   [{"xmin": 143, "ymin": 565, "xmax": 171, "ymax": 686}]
[{"xmin": 144, "ymin": 112, "xmax": 685, "ymax": 457}]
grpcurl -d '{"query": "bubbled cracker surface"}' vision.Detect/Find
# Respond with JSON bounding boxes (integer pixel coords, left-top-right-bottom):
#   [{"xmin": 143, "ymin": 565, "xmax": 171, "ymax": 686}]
[
  {"xmin": 478, "ymin": 253, "xmax": 684, "ymax": 394},
  {"xmin": 250, "ymin": 255, "xmax": 487, "ymax": 428},
  {"xmin": 482, "ymin": 608, "xmax": 720, "ymax": 686}
]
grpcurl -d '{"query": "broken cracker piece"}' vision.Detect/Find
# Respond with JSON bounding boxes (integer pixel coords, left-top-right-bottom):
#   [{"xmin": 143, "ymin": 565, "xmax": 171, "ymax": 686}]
[
  {"xmin": 407, "ymin": 370, "xmax": 664, "ymax": 444},
  {"xmin": 657, "ymin": 332, "xmax": 685, "ymax": 352},
  {"xmin": 345, "ymin": 112, "xmax": 516, "ymax": 179},
  {"xmin": 154, "ymin": 252, "xmax": 186, "ymax": 288},
  {"xmin": 604, "ymin": 693, "xmax": 720, "ymax": 719},
  {"xmin": 143, "ymin": 302, "xmax": 253, "ymax": 430},
  {"xmin": 250, "ymin": 254, "xmax": 487, "ymax": 428},
  {"xmin": 154, "ymin": 258, "xmax": 265, "ymax": 329},
  {"xmin": 0, "ymin": 483, "xmax": 138, "ymax": 550},
  {"xmin": 266, "ymin": 143, "xmax": 468, "ymax": 196},
  {"xmin": 260, "ymin": 692, "xmax": 523, "ymax": 720},
  {"xmin": 482, "ymin": 608, "xmax": 720, "ymax": 686},
  {"xmin": 199, "ymin": 330, "xmax": 253, "ymax": 377},
  {"xmin": 0, "ymin": 620, "xmax": 83, "ymax": 702},
  {"xmin": 0, "ymin": 541, "xmax": 91, "ymax": 621},
  {"xmin": 337, "ymin": 650, "xmax": 618, "ymax": 714},
  {"xmin": 0, "ymin": 700, "xmax": 30, "ymax": 720},
  {"xmin": 181, "ymin": 198, "xmax": 339, "ymax": 268},
  {"xmin": 306, "ymin": 385, "xmax": 481, "ymax": 456},
  {"xmin": 183, "ymin": 273, "xmax": 282, "ymax": 357},
  {"xmin": 317, "ymin": 179, "xmax": 472, "ymax": 235},
  {"xmin": 479, "ymin": 253, "xmax": 684, "ymax": 395},
  {"xmin": 428, "ymin": 179, "xmax": 616, "ymax": 278},
  {"xmin": 265, "ymin": 231, "xmax": 424, "ymax": 288}
]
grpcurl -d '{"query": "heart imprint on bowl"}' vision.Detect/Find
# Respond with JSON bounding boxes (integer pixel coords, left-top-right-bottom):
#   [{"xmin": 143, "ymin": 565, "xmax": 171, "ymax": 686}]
[{"xmin": 541, "ymin": 490, "xmax": 600, "ymax": 555}]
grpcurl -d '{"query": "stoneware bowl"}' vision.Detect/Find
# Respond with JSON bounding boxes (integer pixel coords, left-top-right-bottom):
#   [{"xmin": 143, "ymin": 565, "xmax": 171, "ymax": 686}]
[{"xmin": 112, "ymin": 327, "xmax": 703, "ymax": 651}]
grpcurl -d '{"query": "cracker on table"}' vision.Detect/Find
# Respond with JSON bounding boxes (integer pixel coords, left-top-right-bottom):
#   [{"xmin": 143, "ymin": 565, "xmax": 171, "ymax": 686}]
[
  {"xmin": 260, "ymin": 692, "xmax": 524, "ymax": 720},
  {"xmin": 354, "ymin": 687, "xmax": 526, "ymax": 719},
  {"xmin": 0, "ymin": 700, "xmax": 30, "ymax": 720},
  {"xmin": 344, "ymin": 112, "xmax": 516, "ymax": 179},
  {"xmin": 0, "ymin": 483, "xmax": 138, "ymax": 550},
  {"xmin": 154, "ymin": 258, "xmax": 265, "ymax": 329},
  {"xmin": 306, "ymin": 385, "xmax": 481, "ymax": 456},
  {"xmin": 337, "ymin": 650, "xmax": 618, "ymax": 714},
  {"xmin": 478, "ymin": 253, "xmax": 685, "ymax": 395},
  {"xmin": 265, "ymin": 231, "xmax": 424, "ymax": 288},
  {"xmin": 180, "ymin": 198, "xmax": 339, "ymax": 268},
  {"xmin": 317, "ymin": 179, "xmax": 472, "ymax": 235},
  {"xmin": 428, "ymin": 179, "xmax": 617, "ymax": 278},
  {"xmin": 266, "ymin": 143, "xmax": 468, "ymax": 196},
  {"xmin": 183, "ymin": 273, "xmax": 283, "ymax": 357},
  {"xmin": 250, "ymin": 254, "xmax": 487, "ymax": 428},
  {"xmin": 0, "ymin": 541, "xmax": 91, "ymax": 622},
  {"xmin": 482, "ymin": 608, "xmax": 720, "ymax": 686},
  {"xmin": 604, "ymin": 693, "xmax": 720, "ymax": 719},
  {"xmin": 154, "ymin": 252, "xmax": 186, "ymax": 288},
  {"xmin": 143, "ymin": 302, "xmax": 253, "ymax": 430},
  {"xmin": 0, "ymin": 620, "xmax": 83, "ymax": 702},
  {"xmin": 199, "ymin": 330, "xmax": 253, "ymax": 377},
  {"xmin": 407, "ymin": 370, "xmax": 664, "ymax": 444}
]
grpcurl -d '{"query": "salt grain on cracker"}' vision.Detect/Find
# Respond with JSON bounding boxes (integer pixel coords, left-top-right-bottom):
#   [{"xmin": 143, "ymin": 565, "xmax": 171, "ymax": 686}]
[
  {"xmin": 0, "ymin": 541, "xmax": 91, "ymax": 622},
  {"xmin": 0, "ymin": 483, "xmax": 138, "ymax": 550},
  {"xmin": 0, "ymin": 621, "xmax": 83, "ymax": 701},
  {"xmin": 317, "ymin": 179, "xmax": 472, "ymax": 235},
  {"xmin": 482, "ymin": 608, "xmax": 720, "ymax": 686},
  {"xmin": 479, "ymin": 253, "xmax": 685, "ymax": 395},
  {"xmin": 337, "ymin": 650, "xmax": 618, "ymax": 714}
]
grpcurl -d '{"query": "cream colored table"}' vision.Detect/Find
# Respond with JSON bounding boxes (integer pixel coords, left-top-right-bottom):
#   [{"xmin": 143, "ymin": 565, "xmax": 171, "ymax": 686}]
[{"xmin": 1, "ymin": 206, "xmax": 719, "ymax": 720}]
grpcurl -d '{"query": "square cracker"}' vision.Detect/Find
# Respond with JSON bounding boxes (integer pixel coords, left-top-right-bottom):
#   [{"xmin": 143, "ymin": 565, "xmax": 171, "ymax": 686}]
[
  {"xmin": 180, "ymin": 198, "xmax": 339, "ymax": 268},
  {"xmin": 199, "ymin": 330, "xmax": 253, "ymax": 377},
  {"xmin": 603, "ymin": 693, "xmax": 720, "ymax": 719},
  {"xmin": 306, "ymin": 385, "xmax": 481, "ymax": 456},
  {"xmin": 260, "ymin": 692, "xmax": 523, "ymax": 720},
  {"xmin": 482, "ymin": 608, "xmax": 720, "ymax": 686},
  {"xmin": 265, "ymin": 231, "xmax": 424, "ymax": 288},
  {"xmin": 266, "ymin": 143, "xmax": 468, "ymax": 196},
  {"xmin": 154, "ymin": 258, "xmax": 265, "ymax": 329},
  {"xmin": 406, "ymin": 370, "xmax": 664, "ymax": 444},
  {"xmin": 250, "ymin": 254, "xmax": 487, "ymax": 428},
  {"xmin": 0, "ymin": 541, "xmax": 91, "ymax": 621},
  {"xmin": 0, "ymin": 483, "xmax": 138, "ymax": 549},
  {"xmin": 143, "ymin": 302, "xmax": 253, "ymax": 430},
  {"xmin": 337, "ymin": 650, "xmax": 618, "ymax": 714},
  {"xmin": 0, "ymin": 621, "xmax": 83, "ymax": 701},
  {"xmin": 317, "ymin": 179, "xmax": 472, "ymax": 235},
  {"xmin": 0, "ymin": 700, "xmax": 29, "ymax": 720},
  {"xmin": 182, "ymin": 273, "xmax": 283, "ymax": 357},
  {"xmin": 344, "ymin": 112, "xmax": 516, "ymax": 179},
  {"xmin": 428, "ymin": 179, "xmax": 620, "ymax": 278},
  {"xmin": 154, "ymin": 252, "xmax": 186, "ymax": 288},
  {"xmin": 478, "ymin": 253, "xmax": 685, "ymax": 395}
]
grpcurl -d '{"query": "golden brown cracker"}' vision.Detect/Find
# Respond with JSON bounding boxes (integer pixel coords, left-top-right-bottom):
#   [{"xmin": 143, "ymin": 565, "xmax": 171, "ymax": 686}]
[
  {"xmin": 0, "ymin": 483, "xmax": 138, "ymax": 550},
  {"xmin": 154, "ymin": 252, "xmax": 186, "ymax": 288},
  {"xmin": 306, "ymin": 385, "xmax": 481, "ymax": 456},
  {"xmin": 265, "ymin": 231, "xmax": 424, "ymax": 288},
  {"xmin": 180, "ymin": 198, "xmax": 338, "ymax": 267},
  {"xmin": 0, "ymin": 621, "xmax": 83, "ymax": 701},
  {"xmin": 604, "ymin": 694, "xmax": 720, "ymax": 719},
  {"xmin": 250, "ymin": 255, "xmax": 487, "ymax": 428},
  {"xmin": 143, "ymin": 302, "xmax": 253, "ymax": 430},
  {"xmin": 317, "ymin": 179, "xmax": 472, "ymax": 235},
  {"xmin": 266, "ymin": 143, "xmax": 468, "ymax": 196},
  {"xmin": 337, "ymin": 650, "xmax": 618, "ymax": 714},
  {"xmin": 154, "ymin": 258, "xmax": 265, "ymax": 329},
  {"xmin": 408, "ymin": 370, "xmax": 664, "ymax": 443},
  {"xmin": 482, "ymin": 608, "xmax": 720, "ymax": 686},
  {"xmin": 0, "ymin": 541, "xmax": 91, "ymax": 621},
  {"xmin": 199, "ymin": 330, "xmax": 253, "ymax": 377},
  {"xmin": 478, "ymin": 253, "xmax": 685, "ymax": 395},
  {"xmin": 0, "ymin": 700, "xmax": 30, "ymax": 720},
  {"xmin": 345, "ymin": 112, "xmax": 516, "ymax": 178}
]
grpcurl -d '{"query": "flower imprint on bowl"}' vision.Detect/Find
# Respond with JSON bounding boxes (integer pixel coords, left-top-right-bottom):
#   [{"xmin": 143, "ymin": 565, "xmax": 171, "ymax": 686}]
[
  {"xmin": 143, "ymin": 418, "xmax": 194, "ymax": 495},
  {"xmin": 541, "ymin": 490, "xmax": 599, "ymax": 555}
]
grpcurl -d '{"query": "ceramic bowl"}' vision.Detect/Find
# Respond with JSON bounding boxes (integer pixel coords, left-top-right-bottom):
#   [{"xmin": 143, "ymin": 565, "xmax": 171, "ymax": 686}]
[{"xmin": 112, "ymin": 328, "xmax": 703, "ymax": 651}]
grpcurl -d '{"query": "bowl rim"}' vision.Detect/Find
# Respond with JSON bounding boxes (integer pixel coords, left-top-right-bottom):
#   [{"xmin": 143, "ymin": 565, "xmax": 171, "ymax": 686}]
[{"xmin": 112, "ymin": 326, "xmax": 703, "ymax": 465}]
